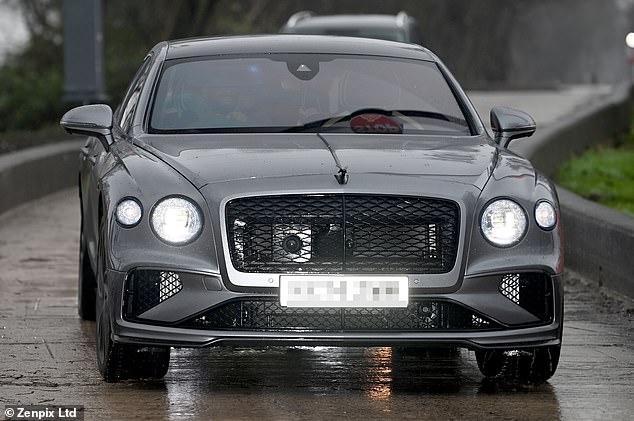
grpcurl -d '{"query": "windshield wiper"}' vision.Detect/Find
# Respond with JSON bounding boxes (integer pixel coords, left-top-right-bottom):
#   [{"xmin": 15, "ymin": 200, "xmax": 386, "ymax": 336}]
[{"xmin": 282, "ymin": 108, "xmax": 467, "ymax": 133}]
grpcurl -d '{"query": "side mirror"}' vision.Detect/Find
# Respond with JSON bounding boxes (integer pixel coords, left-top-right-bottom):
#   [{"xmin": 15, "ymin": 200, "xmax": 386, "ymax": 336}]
[
  {"xmin": 60, "ymin": 104, "xmax": 114, "ymax": 151},
  {"xmin": 490, "ymin": 106, "xmax": 536, "ymax": 148}
]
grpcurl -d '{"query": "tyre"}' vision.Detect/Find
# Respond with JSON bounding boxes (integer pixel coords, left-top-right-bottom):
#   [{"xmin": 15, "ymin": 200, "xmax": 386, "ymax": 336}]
[
  {"xmin": 78, "ymin": 226, "xmax": 97, "ymax": 320},
  {"xmin": 96, "ymin": 299, "xmax": 133, "ymax": 382},
  {"xmin": 95, "ymin": 218, "xmax": 170, "ymax": 382},
  {"xmin": 129, "ymin": 347, "xmax": 171, "ymax": 379},
  {"xmin": 475, "ymin": 345, "xmax": 560, "ymax": 384},
  {"xmin": 95, "ymin": 219, "xmax": 132, "ymax": 382},
  {"xmin": 96, "ymin": 295, "xmax": 170, "ymax": 382}
]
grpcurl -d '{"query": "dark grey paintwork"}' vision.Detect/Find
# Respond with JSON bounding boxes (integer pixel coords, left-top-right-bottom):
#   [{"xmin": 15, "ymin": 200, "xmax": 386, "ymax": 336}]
[
  {"xmin": 60, "ymin": 104, "xmax": 113, "ymax": 148},
  {"xmin": 61, "ymin": 35, "xmax": 562, "ymax": 355},
  {"xmin": 166, "ymin": 35, "xmax": 432, "ymax": 61},
  {"xmin": 491, "ymin": 106, "xmax": 537, "ymax": 147}
]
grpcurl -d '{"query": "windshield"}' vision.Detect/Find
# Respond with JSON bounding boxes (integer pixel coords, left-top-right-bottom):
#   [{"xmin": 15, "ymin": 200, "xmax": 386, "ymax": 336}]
[{"xmin": 149, "ymin": 54, "xmax": 471, "ymax": 135}]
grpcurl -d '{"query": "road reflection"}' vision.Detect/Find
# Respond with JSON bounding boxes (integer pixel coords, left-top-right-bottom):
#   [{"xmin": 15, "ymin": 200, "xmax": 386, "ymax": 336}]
[{"xmin": 156, "ymin": 345, "xmax": 561, "ymax": 419}]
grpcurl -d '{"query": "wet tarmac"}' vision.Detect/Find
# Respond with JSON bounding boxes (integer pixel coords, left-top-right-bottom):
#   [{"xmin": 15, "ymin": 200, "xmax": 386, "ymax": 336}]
[{"xmin": 1, "ymin": 189, "xmax": 633, "ymax": 420}]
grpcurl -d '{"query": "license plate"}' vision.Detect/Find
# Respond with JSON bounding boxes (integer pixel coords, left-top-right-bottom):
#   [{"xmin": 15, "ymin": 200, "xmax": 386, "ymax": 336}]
[{"xmin": 280, "ymin": 275, "xmax": 408, "ymax": 308}]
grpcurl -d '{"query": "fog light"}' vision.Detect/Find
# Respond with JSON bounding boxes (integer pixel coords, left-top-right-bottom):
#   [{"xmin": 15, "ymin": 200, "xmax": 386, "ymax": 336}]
[
  {"xmin": 535, "ymin": 201, "xmax": 557, "ymax": 230},
  {"xmin": 115, "ymin": 198, "xmax": 142, "ymax": 227}
]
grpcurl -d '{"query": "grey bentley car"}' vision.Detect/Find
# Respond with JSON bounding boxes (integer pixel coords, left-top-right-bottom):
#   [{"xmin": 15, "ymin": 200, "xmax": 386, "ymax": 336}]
[{"xmin": 60, "ymin": 35, "xmax": 563, "ymax": 383}]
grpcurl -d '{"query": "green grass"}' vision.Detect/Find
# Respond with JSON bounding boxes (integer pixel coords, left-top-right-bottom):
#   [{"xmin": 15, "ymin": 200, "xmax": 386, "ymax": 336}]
[{"xmin": 557, "ymin": 129, "xmax": 634, "ymax": 216}]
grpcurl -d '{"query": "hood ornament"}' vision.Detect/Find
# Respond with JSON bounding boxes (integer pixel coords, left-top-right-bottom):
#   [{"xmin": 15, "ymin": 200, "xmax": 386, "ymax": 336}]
[{"xmin": 335, "ymin": 168, "xmax": 349, "ymax": 185}]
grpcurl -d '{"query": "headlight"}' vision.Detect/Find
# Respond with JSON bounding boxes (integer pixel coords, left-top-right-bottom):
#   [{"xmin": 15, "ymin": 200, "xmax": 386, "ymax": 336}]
[
  {"xmin": 481, "ymin": 199, "xmax": 527, "ymax": 247},
  {"xmin": 535, "ymin": 201, "xmax": 557, "ymax": 230},
  {"xmin": 115, "ymin": 198, "xmax": 142, "ymax": 227},
  {"xmin": 151, "ymin": 197, "xmax": 203, "ymax": 245}
]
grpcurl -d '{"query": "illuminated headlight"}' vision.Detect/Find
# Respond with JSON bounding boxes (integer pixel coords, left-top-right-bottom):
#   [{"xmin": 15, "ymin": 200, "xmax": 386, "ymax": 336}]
[
  {"xmin": 115, "ymin": 198, "xmax": 142, "ymax": 227},
  {"xmin": 481, "ymin": 199, "xmax": 527, "ymax": 247},
  {"xmin": 535, "ymin": 201, "xmax": 557, "ymax": 230},
  {"xmin": 151, "ymin": 197, "xmax": 203, "ymax": 245}
]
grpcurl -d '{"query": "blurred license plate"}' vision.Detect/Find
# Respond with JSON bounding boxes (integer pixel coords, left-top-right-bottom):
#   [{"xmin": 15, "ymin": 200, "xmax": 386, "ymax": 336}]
[{"xmin": 280, "ymin": 275, "xmax": 408, "ymax": 308}]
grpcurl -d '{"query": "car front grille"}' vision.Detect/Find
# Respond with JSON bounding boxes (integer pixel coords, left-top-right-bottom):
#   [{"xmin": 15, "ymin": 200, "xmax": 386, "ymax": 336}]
[
  {"xmin": 225, "ymin": 194, "xmax": 460, "ymax": 274},
  {"xmin": 181, "ymin": 299, "xmax": 499, "ymax": 332}
]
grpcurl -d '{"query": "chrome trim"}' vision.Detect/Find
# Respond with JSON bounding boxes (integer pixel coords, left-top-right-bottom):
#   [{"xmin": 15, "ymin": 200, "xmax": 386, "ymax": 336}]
[{"xmin": 218, "ymin": 191, "xmax": 467, "ymax": 288}]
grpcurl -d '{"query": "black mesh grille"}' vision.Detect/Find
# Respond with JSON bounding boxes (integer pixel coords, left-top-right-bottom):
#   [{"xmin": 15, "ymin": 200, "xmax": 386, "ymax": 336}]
[
  {"xmin": 181, "ymin": 299, "xmax": 499, "ymax": 331},
  {"xmin": 226, "ymin": 195, "xmax": 459, "ymax": 274},
  {"xmin": 125, "ymin": 270, "xmax": 183, "ymax": 318},
  {"xmin": 499, "ymin": 273, "xmax": 553, "ymax": 322}
]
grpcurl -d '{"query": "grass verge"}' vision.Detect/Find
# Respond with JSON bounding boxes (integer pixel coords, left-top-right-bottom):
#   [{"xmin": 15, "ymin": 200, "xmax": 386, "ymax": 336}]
[{"xmin": 557, "ymin": 124, "xmax": 634, "ymax": 216}]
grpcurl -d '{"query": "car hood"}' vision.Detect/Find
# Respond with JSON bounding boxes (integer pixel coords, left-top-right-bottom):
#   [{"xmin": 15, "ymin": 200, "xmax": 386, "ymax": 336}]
[{"xmin": 137, "ymin": 133, "xmax": 497, "ymax": 191}]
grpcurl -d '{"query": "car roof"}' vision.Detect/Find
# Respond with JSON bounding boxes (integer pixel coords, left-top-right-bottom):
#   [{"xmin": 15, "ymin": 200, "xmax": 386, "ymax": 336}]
[
  {"xmin": 165, "ymin": 35, "xmax": 433, "ymax": 61},
  {"xmin": 288, "ymin": 14, "xmax": 412, "ymax": 30}
]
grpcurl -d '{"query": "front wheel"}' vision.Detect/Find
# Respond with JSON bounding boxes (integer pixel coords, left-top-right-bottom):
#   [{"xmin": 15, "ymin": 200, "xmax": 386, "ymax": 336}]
[
  {"xmin": 96, "ymin": 295, "xmax": 132, "ymax": 382},
  {"xmin": 129, "ymin": 347, "xmax": 171, "ymax": 379},
  {"xmin": 95, "ymin": 230, "xmax": 133, "ymax": 382},
  {"xmin": 475, "ymin": 345, "xmax": 560, "ymax": 384},
  {"xmin": 95, "ymin": 218, "xmax": 169, "ymax": 382},
  {"xmin": 96, "ymin": 298, "xmax": 170, "ymax": 382},
  {"xmin": 78, "ymin": 226, "xmax": 96, "ymax": 320}
]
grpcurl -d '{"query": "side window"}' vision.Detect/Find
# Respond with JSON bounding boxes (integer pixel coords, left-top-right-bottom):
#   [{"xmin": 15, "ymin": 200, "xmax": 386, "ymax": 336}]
[{"xmin": 118, "ymin": 55, "xmax": 153, "ymax": 133}]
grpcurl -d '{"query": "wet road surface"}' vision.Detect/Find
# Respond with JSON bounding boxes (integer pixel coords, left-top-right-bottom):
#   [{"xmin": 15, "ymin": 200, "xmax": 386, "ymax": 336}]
[{"xmin": 1, "ymin": 189, "xmax": 633, "ymax": 420}]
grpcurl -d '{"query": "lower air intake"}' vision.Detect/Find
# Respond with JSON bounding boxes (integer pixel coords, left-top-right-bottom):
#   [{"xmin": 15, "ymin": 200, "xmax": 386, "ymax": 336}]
[
  {"xmin": 499, "ymin": 273, "xmax": 553, "ymax": 322},
  {"xmin": 180, "ymin": 299, "xmax": 500, "ymax": 332},
  {"xmin": 125, "ymin": 270, "xmax": 183, "ymax": 318}
]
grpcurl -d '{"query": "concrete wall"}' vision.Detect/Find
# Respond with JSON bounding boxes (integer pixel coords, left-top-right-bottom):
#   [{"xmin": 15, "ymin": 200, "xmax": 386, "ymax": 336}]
[
  {"xmin": 557, "ymin": 189, "xmax": 634, "ymax": 297},
  {"xmin": 0, "ymin": 140, "xmax": 81, "ymax": 215},
  {"xmin": 513, "ymin": 84, "xmax": 634, "ymax": 298}
]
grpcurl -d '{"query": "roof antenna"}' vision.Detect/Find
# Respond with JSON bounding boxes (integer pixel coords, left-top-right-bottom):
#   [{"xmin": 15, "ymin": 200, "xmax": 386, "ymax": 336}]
[{"xmin": 335, "ymin": 168, "xmax": 349, "ymax": 185}]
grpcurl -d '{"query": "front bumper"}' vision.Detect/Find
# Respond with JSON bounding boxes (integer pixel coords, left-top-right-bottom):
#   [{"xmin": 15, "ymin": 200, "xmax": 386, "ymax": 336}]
[
  {"xmin": 114, "ymin": 320, "xmax": 562, "ymax": 351},
  {"xmin": 106, "ymin": 268, "xmax": 564, "ymax": 351}
]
